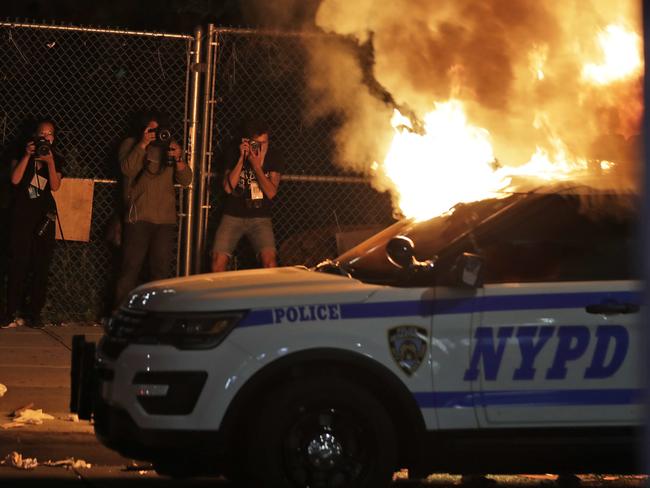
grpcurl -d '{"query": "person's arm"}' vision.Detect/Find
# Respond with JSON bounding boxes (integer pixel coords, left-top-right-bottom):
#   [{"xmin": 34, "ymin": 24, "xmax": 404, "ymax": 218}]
[
  {"xmin": 251, "ymin": 167, "xmax": 281, "ymax": 199},
  {"xmin": 10, "ymin": 140, "xmax": 35, "ymax": 185},
  {"xmin": 169, "ymin": 143, "xmax": 193, "ymax": 187},
  {"xmin": 175, "ymin": 162, "xmax": 192, "ymax": 187},
  {"xmin": 223, "ymin": 140, "xmax": 248, "ymax": 194},
  {"xmin": 248, "ymin": 146, "xmax": 281, "ymax": 199},
  {"xmin": 37, "ymin": 151, "xmax": 61, "ymax": 191},
  {"xmin": 119, "ymin": 128, "xmax": 156, "ymax": 177}
]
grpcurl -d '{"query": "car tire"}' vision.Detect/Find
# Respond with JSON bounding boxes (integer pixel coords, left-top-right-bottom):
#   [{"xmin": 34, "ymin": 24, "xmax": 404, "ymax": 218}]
[{"xmin": 244, "ymin": 376, "xmax": 398, "ymax": 488}]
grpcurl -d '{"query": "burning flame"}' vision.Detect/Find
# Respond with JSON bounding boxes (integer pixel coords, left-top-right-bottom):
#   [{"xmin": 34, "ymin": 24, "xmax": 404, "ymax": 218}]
[
  {"xmin": 529, "ymin": 44, "xmax": 548, "ymax": 81},
  {"xmin": 383, "ymin": 102, "xmax": 618, "ymax": 222},
  {"xmin": 310, "ymin": 1, "xmax": 643, "ymax": 222},
  {"xmin": 381, "ymin": 101, "xmax": 510, "ymax": 221},
  {"xmin": 582, "ymin": 24, "xmax": 642, "ymax": 85},
  {"xmin": 378, "ymin": 21, "xmax": 641, "ymax": 222}
]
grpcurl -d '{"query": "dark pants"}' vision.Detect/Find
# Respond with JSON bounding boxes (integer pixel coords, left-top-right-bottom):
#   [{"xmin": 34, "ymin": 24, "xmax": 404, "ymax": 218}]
[
  {"xmin": 113, "ymin": 222, "xmax": 176, "ymax": 309},
  {"xmin": 7, "ymin": 206, "xmax": 55, "ymax": 319}
]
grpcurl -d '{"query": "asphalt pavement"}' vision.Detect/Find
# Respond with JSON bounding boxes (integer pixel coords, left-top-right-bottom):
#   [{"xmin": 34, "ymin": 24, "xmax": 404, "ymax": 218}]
[{"xmin": 0, "ymin": 325, "xmax": 121, "ymax": 472}]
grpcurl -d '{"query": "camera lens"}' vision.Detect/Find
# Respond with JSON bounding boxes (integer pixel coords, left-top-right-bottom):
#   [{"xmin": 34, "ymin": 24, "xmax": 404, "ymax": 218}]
[
  {"xmin": 158, "ymin": 129, "xmax": 171, "ymax": 142},
  {"xmin": 35, "ymin": 139, "xmax": 50, "ymax": 156}
]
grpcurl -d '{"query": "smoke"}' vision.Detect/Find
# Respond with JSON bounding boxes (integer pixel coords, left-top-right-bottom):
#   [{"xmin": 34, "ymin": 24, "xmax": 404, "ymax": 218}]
[{"xmin": 307, "ymin": 0, "xmax": 643, "ymax": 191}]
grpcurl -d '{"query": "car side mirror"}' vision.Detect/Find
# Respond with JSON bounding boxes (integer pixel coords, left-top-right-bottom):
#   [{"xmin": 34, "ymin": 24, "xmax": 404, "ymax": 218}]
[
  {"xmin": 453, "ymin": 252, "xmax": 484, "ymax": 288},
  {"xmin": 386, "ymin": 236, "xmax": 436, "ymax": 272},
  {"xmin": 386, "ymin": 236, "xmax": 416, "ymax": 269}
]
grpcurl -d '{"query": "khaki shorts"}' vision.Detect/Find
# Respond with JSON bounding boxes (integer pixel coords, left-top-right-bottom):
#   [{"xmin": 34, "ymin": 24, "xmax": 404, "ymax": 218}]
[{"xmin": 212, "ymin": 214, "xmax": 276, "ymax": 256}]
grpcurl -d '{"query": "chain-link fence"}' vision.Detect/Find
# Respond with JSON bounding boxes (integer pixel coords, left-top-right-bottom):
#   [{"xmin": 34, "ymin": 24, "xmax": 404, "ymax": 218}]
[
  {"xmin": 0, "ymin": 22, "xmax": 194, "ymax": 322},
  {"xmin": 0, "ymin": 23, "xmax": 397, "ymax": 322},
  {"xmin": 200, "ymin": 29, "xmax": 394, "ymax": 271}
]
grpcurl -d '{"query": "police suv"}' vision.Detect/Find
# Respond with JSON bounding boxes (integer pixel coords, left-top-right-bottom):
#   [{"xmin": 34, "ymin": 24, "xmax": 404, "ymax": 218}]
[{"xmin": 72, "ymin": 187, "xmax": 642, "ymax": 487}]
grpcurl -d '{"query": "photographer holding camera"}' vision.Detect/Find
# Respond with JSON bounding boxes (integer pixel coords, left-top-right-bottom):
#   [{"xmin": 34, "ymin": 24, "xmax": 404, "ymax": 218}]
[
  {"xmin": 211, "ymin": 119, "xmax": 284, "ymax": 272},
  {"xmin": 113, "ymin": 111, "xmax": 192, "ymax": 309},
  {"xmin": 1, "ymin": 119, "xmax": 64, "ymax": 329}
]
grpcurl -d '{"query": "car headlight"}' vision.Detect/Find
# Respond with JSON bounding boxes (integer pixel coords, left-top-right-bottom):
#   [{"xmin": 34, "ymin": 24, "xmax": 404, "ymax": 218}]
[
  {"xmin": 107, "ymin": 310, "xmax": 245, "ymax": 350},
  {"xmin": 161, "ymin": 313, "xmax": 244, "ymax": 349}
]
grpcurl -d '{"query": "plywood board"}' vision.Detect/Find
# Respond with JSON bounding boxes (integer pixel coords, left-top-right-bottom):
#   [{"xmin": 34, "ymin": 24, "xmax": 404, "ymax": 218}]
[{"xmin": 51, "ymin": 178, "xmax": 94, "ymax": 242}]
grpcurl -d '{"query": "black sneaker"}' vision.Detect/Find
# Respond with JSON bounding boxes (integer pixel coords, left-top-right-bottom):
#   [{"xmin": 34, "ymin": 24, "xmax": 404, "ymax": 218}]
[{"xmin": 25, "ymin": 316, "xmax": 46, "ymax": 329}]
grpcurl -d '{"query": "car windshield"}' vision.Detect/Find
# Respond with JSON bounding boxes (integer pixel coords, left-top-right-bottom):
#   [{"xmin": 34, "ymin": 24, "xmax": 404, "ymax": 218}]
[{"xmin": 329, "ymin": 194, "xmax": 525, "ymax": 285}]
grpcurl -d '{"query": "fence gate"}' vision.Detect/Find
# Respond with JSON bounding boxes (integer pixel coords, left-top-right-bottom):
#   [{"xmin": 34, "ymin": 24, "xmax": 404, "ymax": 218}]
[
  {"xmin": 196, "ymin": 27, "xmax": 394, "ymax": 272},
  {"xmin": 0, "ymin": 22, "xmax": 195, "ymax": 322}
]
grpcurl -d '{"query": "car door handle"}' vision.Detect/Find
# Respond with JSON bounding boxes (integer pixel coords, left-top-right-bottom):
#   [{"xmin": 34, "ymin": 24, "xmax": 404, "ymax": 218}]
[{"xmin": 585, "ymin": 303, "xmax": 639, "ymax": 315}]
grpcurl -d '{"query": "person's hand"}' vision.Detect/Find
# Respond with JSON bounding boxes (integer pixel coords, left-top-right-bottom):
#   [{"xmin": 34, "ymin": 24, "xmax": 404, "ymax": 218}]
[
  {"xmin": 239, "ymin": 138, "xmax": 250, "ymax": 160},
  {"xmin": 168, "ymin": 142, "xmax": 187, "ymax": 170},
  {"xmin": 40, "ymin": 150, "xmax": 55, "ymax": 166},
  {"xmin": 139, "ymin": 124, "xmax": 157, "ymax": 149},
  {"xmin": 168, "ymin": 142, "xmax": 182, "ymax": 163},
  {"xmin": 25, "ymin": 140, "xmax": 36, "ymax": 157},
  {"xmin": 247, "ymin": 142, "xmax": 265, "ymax": 170}
]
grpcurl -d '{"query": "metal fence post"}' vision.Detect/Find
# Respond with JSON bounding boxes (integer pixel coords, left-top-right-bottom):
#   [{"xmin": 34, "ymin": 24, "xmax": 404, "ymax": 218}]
[
  {"xmin": 194, "ymin": 23, "xmax": 217, "ymax": 273},
  {"xmin": 183, "ymin": 25, "xmax": 203, "ymax": 276},
  {"xmin": 642, "ymin": 0, "xmax": 650, "ymax": 475}
]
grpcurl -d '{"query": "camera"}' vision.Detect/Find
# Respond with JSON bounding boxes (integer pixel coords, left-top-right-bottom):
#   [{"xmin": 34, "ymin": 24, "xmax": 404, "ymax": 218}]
[
  {"xmin": 33, "ymin": 137, "xmax": 51, "ymax": 156},
  {"xmin": 243, "ymin": 138, "xmax": 261, "ymax": 154},
  {"xmin": 149, "ymin": 127, "xmax": 172, "ymax": 144}
]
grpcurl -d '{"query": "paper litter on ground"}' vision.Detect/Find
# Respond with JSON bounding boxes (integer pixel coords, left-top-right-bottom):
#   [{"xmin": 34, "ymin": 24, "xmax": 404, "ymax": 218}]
[
  {"xmin": 44, "ymin": 458, "xmax": 92, "ymax": 469},
  {"xmin": 2, "ymin": 451, "xmax": 38, "ymax": 470},
  {"xmin": 60, "ymin": 413, "xmax": 80, "ymax": 422},
  {"xmin": 1, "ymin": 408, "xmax": 55, "ymax": 429},
  {"xmin": 0, "ymin": 383, "xmax": 6, "ymax": 397}
]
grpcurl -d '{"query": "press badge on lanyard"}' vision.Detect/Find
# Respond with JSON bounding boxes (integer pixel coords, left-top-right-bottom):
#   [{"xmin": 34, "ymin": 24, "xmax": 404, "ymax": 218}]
[
  {"xmin": 250, "ymin": 181, "xmax": 263, "ymax": 200},
  {"xmin": 28, "ymin": 173, "xmax": 48, "ymax": 199}
]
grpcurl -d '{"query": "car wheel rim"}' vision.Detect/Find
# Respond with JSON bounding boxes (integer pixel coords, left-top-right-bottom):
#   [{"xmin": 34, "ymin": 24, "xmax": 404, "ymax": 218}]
[{"xmin": 282, "ymin": 406, "xmax": 373, "ymax": 487}]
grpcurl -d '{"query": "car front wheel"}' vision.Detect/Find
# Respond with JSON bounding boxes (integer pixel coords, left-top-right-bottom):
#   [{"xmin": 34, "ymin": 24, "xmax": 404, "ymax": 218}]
[{"xmin": 245, "ymin": 376, "xmax": 398, "ymax": 488}]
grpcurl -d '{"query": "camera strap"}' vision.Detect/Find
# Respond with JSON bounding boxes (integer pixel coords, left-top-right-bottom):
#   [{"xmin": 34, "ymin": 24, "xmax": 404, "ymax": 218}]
[{"xmin": 28, "ymin": 159, "xmax": 48, "ymax": 199}]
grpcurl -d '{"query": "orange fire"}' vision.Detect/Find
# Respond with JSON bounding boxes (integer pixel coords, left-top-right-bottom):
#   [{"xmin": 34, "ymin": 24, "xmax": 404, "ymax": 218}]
[
  {"xmin": 379, "ymin": 23, "xmax": 643, "ymax": 222},
  {"xmin": 379, "ymin": 102, "xmax": 508, "ymax": 221},
  {"xmin": 582, "ymin": 24, "xmax": 643, "ymax": 85}
]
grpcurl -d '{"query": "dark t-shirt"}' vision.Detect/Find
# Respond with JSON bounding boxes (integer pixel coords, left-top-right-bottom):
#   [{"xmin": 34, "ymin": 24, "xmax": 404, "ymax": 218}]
[
  {"xmin": 12, "ymin": 150, "xmax": 66, "ymax": 216},
  {"xmin": 222, "ymin": 143, "xmax": 284, "ymax": 218}
]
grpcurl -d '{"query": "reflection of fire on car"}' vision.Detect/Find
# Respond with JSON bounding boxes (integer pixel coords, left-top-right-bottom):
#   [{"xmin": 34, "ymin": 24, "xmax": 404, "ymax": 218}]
[{"xmin": 71, "ymin": 186, "xmax": 641, "ymax": 486}]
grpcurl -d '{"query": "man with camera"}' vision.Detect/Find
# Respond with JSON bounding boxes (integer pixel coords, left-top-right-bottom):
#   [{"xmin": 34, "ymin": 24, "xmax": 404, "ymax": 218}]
[
  {"xmin": 1, "ymin": 119, "xmax": 64, "ymax": 328},
  {"xmin": 211, "ymin": 119, "xmax": 284, "ymax": 272},
  {"xmin": 113, "ymin": 112, "xmax": 192, "ymax": 309}
]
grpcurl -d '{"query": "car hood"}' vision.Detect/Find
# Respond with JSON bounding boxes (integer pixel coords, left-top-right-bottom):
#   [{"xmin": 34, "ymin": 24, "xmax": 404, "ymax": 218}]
[{"xmin": 124, "ymin": 266, "xmax": 382, "ymax": 312}]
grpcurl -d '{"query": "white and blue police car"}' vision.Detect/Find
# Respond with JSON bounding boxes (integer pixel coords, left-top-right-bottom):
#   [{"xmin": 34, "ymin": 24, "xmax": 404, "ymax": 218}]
[{"xmin": 71, "ymin": 186, "xmax": 642, "ymax": 487}]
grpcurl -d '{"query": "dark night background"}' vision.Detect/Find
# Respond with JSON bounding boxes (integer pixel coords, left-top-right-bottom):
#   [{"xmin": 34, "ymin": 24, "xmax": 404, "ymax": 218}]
[{"xmin": 0, "ymin": 0, "xmax": 321, "ymax": 32}]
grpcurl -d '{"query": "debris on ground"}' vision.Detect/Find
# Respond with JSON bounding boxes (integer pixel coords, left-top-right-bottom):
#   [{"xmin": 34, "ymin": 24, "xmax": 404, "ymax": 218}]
[
  {"xmin": 393, "ymin": 468, "xmax": 409, "ymax": 480},
  {"xmin": 1, "ymin": 451, "xmax": 38, "ymax": 470},
  {"xmin": 1, "ymin": 408, "xmax": 55, "ymax": 429},
  {"xmin": 44, "ymin": 458, "xmax": 92, "ymax": 470},
  {"xmin": 60, "ymin": 413, "xmax": 80, "ymax": 422},
  {"xmin": 0, "ymin": 384, "xmax": 6, "ymax": 398},
  {"xmin": 123, "ymin": 461, "xmax": 153, "ymax": 475}
]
